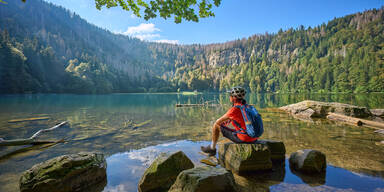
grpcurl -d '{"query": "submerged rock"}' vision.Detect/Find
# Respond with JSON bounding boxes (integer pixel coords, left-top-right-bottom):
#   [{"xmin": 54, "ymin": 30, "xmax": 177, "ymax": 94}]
[
  {"xmin": 370, "ymin": 109, "xmax": 384, "ymax": 117},
  {"xmin": 255, "ymin": 140, "xmax": 286, "ymax": 161},
  {"xmin": 169, "ymin": 166, "xmax": 237, "ymax": 192},
  {"xmin": 138, "ymin": 151, "xmax": 194, "ymax": 192},
  {"xmin": 289, "ymin": 149, "xmax": 326, "ymax": 173},
  {"xmin": 19, "ymin": 152, "xmax": 107, "ymax": 192},
  {"xmin": 218, "ymin": 142, "xmax": 272, "ymax": 175},
  {"xmin": 280, "ymin": 100, "xmax": 371, "ymax": 118}
]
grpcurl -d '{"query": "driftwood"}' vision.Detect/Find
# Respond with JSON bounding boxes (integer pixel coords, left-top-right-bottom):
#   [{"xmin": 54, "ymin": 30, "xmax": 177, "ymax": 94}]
[
  {"xmin": 176, "ymin": 104, "xmax": 206, "ymax": 107},
  {"xmin": 8, "ymin": 116, "xmax": 50, "ymax": 123},
  {"xmin": 0, "ymin": 121, "xmax": 67, "ymax": 146},
  {"xmin": 0, "ymin": 138, "xmax": 65, "ymax": 163},
  {"xmin": 326, "ymin": 113, "xmax": 384, "ymax": 129}
]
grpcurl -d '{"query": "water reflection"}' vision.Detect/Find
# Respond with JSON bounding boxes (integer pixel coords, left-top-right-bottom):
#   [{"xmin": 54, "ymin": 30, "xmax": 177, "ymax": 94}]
[
  {"xmin": 0, "ymin": 93, "xmax": 383, "ymax": 192},
  {"xmin": 101, "ymin": 140, "xmax": 384, "ymax": 192}
]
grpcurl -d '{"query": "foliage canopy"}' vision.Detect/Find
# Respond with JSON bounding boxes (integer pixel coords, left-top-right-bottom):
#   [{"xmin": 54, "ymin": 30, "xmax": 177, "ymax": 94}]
[{"xmin": 5, "ymin": 0, "xmax": 221, "ymax": 23}]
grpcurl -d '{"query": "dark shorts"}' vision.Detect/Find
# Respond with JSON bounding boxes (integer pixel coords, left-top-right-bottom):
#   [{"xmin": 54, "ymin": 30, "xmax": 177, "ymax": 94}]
[{"xmin": 220, "ymin": 125, "xmax": 255, "ymax": 144}]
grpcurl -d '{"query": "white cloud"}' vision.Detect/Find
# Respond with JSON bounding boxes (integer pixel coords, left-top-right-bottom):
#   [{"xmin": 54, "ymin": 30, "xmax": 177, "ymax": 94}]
[
  {"xmin": 154, "ymin": 39, "xmax": 179, "ymax": 44},
  {"xmin": 124, "ymin": 23, "xmax": 160, "ymax": 35},
  {"xmin": 135, "ymin": 34, "xmax": 161, "ymax": 41},
  {"xmin": 116, "ymin": 23, "xmax": 179, "ymax": 44}
]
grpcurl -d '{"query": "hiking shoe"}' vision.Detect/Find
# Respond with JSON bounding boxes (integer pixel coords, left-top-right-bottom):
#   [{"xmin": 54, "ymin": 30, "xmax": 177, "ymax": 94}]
[{"xmin": 201, "ymin": 145, "xmax": 216, "ymax": 156}]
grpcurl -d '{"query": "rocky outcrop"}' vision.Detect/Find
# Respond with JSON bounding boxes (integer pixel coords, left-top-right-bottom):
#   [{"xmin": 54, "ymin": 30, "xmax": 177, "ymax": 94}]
[
  {"xmin": 138, "ymin": 151, "xmax": 194, "ymax": 192},
  {"xmin": 370, "ymin": 109, "xmax": 384, "ymax": 117},
  {"xmin": 19, "ymin": 152, "xmax": 106, "ymax": 192},
  {"xmin": 255, "ymin": 140, "xmax": 286, "ymax": 161},
  {"xmin": 289, "ymin": 149, "xmax": 326, "ymax": 173},
  {"xmin": 168, "ymin": 166, "xmax": 237, "ymax": 192},
  {"xmin": 218, "ymin": 142, "xmax": 272, "ymax": 175},
  {"xmin": 280, "ymin": 100, "xmax": 371, "ymax": 119}
]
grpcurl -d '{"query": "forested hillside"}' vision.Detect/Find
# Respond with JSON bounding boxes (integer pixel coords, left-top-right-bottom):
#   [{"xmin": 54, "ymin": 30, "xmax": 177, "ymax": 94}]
[
  {"xmin": 152, "ymin": 8, "xmax": 384, "ymax": 93},
  {"xmin": 0, "ymin": 0, "xmax": 383, "ymax": 93}
]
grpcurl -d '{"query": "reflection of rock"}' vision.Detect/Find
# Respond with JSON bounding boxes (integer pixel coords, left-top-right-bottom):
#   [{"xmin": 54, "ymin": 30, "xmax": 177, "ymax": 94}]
[
  {"xmin": 289, "ymin": 149, "xmax": 326, "ymax": 173},
  {"xmin": 289, "ymin": 165, "xmax": 325, "ymax": 186},
  {"xmin": 218, "ymin": 143, "xmax": 272, "ymax": 175},
  {"xmin": 169, "ymin": 166, "xmax": 237, "ymax": 192},
  {"xmin": 19, "ymin": 152, "xmax": 107, "ymax": 192},
  {"xmin": 255, "ymin": 140, "xmax": 286, "ymax": 161},
  {"xmin": 138, "ymin": 151, "xmax": 194, "ymax": 192},
  {"xmin": 371, "ymin": 109, "xmax": 384, "ymax": 117},
  {"xmin": 280, "ymin": 100, "xmax": 372, "ymax": 118},
  {"xmin": 233, "ymin": 160, "xmax": 286, "ymax": 192}
]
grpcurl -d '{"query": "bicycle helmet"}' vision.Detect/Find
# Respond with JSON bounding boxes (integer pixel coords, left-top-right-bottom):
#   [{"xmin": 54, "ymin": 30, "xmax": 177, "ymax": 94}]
[{"xmin": 227, "ymin": 86, "xmax": 246, "ymax": 99}]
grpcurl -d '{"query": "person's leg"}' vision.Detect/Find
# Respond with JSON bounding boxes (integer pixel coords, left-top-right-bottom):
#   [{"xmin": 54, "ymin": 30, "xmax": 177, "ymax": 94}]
[
  {"xmin": 210, "ymin": 123, "xmax": 221, "ymax": 149},
  {"xmin": 201, "ymin": 123, "xmax": 221, "ymax": 156}
]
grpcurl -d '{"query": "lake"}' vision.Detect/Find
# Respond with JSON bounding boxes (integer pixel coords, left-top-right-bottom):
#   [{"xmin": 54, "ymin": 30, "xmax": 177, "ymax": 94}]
[{"xmin": 0, "ymin": 93, "xmax": 383, "ymax": 192}]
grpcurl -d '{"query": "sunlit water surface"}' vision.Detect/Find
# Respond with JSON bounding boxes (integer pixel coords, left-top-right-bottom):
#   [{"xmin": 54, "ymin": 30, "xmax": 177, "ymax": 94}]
[{"xmin": 0, "ymin": 93, "xmax": 383, "ymax": 192}]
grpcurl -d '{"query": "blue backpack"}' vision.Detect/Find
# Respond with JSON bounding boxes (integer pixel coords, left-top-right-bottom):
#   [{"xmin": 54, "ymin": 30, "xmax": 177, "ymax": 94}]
[{"xmin": 233, "ymin": 104, "xmax": 264, "ymax": 138}]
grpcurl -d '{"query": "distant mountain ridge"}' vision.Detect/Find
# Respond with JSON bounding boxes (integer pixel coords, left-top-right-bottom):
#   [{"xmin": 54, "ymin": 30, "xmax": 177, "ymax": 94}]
[{"xmin": 0, "ymin": 0, "xmax": 383, "ymax": 93}]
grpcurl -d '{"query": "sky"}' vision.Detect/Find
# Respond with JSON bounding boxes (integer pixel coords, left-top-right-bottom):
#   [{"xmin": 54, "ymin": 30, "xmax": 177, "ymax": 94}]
[{"xmin": 44, "ymin": 0, "xmax": 384, "ymax": 45}]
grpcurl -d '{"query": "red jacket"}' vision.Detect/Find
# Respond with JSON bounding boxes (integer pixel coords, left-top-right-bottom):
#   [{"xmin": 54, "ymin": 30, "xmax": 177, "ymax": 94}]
[{"xmin": 225, "ymin": 103, "xmax": 258, "ymax": 142}]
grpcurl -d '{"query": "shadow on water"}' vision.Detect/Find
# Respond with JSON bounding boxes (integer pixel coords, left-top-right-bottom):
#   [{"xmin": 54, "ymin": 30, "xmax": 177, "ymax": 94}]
[{"xmin": 0, "ymin": 93, "xmax": 383, "ymax": 191}]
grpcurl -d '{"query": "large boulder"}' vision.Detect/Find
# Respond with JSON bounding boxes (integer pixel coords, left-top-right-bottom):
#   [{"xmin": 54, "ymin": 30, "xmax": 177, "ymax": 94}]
[
  {"xmin": 19, "ymin": 152, "xmax": 107, "ymax": 192},
  {"xmin": 168, "ymin": 166, "xmax": 237, "ymax": 192},
  {"xmin": 138, "ymin": 151, "xmax": 194, "ymax": 192},
  {"xmin": 280, "ymin": 100, "xmax": 372, "ymax": 118},
  {"xmin": 289, "ymin": 149, "xmax": 326, "ymax": 173},
  {"xmin": 218, "ymin": 142, "xmax": 272, "ymax": 175},
  {"xmin": 255, "ymin": 140, "xmax": 286, "ymax": 161}
]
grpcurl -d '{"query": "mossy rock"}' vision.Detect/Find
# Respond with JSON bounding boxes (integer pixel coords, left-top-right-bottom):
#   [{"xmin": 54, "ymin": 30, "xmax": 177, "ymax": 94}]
[
  {"xmin": 19, "ymin": 152, "xmax": 106, "ymax": 192},
  {"xmin": 138, "ymin": 151, "xmax": 194, "ymax": 192},
  {"xmin": 289, "ymin": 149, "xmax": 326, "ymax": 173},
  {"xmin": 218, "ymin": 143, "xmax": 272, "ymax": 175},
  {"xmin": 169, "ymin": 166, "xmax": 237, "ymax": 192}
]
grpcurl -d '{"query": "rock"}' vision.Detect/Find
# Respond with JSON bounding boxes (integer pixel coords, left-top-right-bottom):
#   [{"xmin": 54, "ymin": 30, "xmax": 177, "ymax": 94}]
[
  {"xmin": 371, "ymin": 109, "xmax": 384, "ymax": 117},
  {"xmin": 168, "ymin": 166, "xmax": 237, "ymax": 192},
  {"xmin": 19, "ymin": 152, "xmax": 107, "ymax": 192},
  {"xmin": 280, "ymin": 100, "xmax": 372, "ymax": 118},
  {"xmin": 375, "ymin": 141, "xmax": 384, "ymax": 146},
  {"xmin": 374, "ymin": 129, "xmax": 384, "ymax": 135},
  {"xmin": 289, "ymin": 149, "xmax": 326, "ymax": 173},
  {"xmin": 218, "ymin": 142, "xmax": 272, "ymax": 175},
  {"xmin": 255, "ymin": 140, "xmax": 286, "ymax": 161},
  {"xmin": 138, "ymin": 151, "xmax": 194, "ymax": 192}
]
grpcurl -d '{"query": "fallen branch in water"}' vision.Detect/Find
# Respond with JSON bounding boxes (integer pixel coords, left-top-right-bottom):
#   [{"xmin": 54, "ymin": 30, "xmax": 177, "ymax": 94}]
[
  {"xmin": 0, "ymin": 138, "xmax": 65, "ymax": 163},
  {"xmin": 326, "ymin": 113, "xmax": 384, "ymax": 129},
  {"xmin": 8, "ymin": 116, "xmax": 50, "ymax": 123},
  {"xmin": 0, "ymin": 121, "xmax": 68, "ymax": 146}
]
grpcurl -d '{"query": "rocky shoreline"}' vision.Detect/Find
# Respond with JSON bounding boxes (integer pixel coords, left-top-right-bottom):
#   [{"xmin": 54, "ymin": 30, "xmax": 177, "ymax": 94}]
[{"xmin": 18, "ymin": 100, "xmax": 384, "ymax": 192}]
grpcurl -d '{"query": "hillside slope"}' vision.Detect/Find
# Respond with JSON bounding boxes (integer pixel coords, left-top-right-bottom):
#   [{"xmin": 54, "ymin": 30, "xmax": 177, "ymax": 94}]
[{"xmin": 0, "ymin": 1, "xmax": 383, "ymax": 93}]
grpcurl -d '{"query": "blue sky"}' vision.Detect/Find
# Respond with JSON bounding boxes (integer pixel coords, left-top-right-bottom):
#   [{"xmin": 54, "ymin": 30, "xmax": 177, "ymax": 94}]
[{"xmin": 45, "ymin": 0, "xmax": 383, "ymax": 44}]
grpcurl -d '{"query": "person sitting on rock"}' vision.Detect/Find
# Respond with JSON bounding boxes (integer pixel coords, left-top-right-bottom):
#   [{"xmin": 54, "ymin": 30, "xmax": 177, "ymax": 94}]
[{"xmin": 201, "ymin": 86, "xmax": 259, "ymax": 156}]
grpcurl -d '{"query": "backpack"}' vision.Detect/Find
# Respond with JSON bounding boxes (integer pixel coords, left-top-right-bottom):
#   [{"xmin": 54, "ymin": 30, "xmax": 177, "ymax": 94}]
[{"xmin": 234, "ymin": 104, "xmax": 264, "ymax": 138}]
